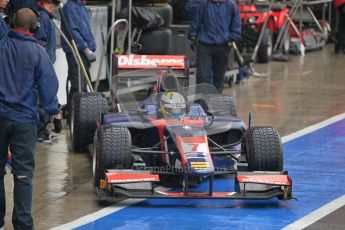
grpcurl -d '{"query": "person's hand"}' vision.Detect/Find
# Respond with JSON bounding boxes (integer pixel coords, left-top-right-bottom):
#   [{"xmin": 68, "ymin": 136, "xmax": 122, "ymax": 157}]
[
  {"xmin": 0, "ymin": 0, "xmax": 9, "ymax": 10},
  {"xmin": 190, "ymin": 37, "xmax": 197, "ymax": 52},
  {"xmin": 83, "ymin": 48, "xmax": 96, "ymax": 62}
]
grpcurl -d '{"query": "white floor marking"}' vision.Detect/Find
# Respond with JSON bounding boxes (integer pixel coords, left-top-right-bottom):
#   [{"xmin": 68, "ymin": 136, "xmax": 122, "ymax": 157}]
[
  {"xmin": 50, "ymin": 199, "xmax": 144, "ymax": 230},
  {"xmin": 281, "ymin": 113, "xmax": 345, "ymax": 144},
  {"xmin": 52, "ymin": 112, "xmax": 345, "ymax": 230},
  {"xmin": 282, "ymin": 195, "xmax": 345, "ymax": 230}
]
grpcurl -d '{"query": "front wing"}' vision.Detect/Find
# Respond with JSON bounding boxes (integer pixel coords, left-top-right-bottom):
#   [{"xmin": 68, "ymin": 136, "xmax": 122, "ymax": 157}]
[{"xmin": 98, "ymin": 170, "xmax": 293, "ymax": 200}]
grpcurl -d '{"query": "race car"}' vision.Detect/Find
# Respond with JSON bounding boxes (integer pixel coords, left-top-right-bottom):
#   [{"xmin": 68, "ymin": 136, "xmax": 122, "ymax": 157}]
[
  {"xmin": 68, "ymin": 52, "xmax": 292, "ymax": 200},
  {"xmin": 87, "ymin": 79, "xmax": 292, "ymax": 200}
]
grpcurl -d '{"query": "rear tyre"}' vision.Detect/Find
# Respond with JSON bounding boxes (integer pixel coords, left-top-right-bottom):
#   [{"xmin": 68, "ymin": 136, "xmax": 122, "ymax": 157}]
[
  {"xmin": 242, "ymin": 126, "xmax": 283, "ymax": 171},
  {"xmin": 257, "ymin": 29, "xmax": 273, "ymax": 63},
  {"xmin": 93, "ymin": 125, "xmax": 133, "ymax": 187},
  {"xmin": 71, "ymin": 92, "xmax": 107, "ymax": 153},
  {"xmin": 206, "ymin": 95, "xmax": 237, "ymax": 117}
]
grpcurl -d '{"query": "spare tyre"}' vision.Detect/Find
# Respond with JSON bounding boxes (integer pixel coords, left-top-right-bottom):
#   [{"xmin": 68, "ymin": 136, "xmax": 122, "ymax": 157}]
[
  {"xmin": 139, "ymin": 4, "xmax": 173, "ymax": 28},
  {"xmin": 140, "ymin": 28, "xmax": 172, "ymax": 54}
]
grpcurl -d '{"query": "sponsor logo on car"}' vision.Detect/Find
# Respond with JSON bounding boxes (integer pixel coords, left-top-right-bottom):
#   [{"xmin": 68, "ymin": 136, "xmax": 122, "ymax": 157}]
[{"xmin": 116, "ymin": 55, "xmax": 186, "ymax": 69}]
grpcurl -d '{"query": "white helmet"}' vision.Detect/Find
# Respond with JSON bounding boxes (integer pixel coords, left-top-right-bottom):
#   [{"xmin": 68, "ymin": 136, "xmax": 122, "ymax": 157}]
[{"xmin": 160, "ymin": 92, "xmax": 186, "ymax": 118}]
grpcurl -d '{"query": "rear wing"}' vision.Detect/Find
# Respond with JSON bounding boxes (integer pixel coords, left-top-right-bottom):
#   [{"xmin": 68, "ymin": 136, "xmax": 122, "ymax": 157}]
[{"xmin": 114, "ymin": 54, "xmax": 188, "ymax": 70}]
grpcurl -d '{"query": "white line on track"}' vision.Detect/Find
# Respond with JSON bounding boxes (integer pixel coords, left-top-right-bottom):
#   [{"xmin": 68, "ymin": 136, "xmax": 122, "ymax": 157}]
[
  {"xmin": 282, "ymin": 195, "xmax": 345, "ymax": 230},
  {"xmin": 50, "ymin": 199, "xmax": 144, "ymax": 230},
  {"xmin": 281, "ymin": 113, "xmax": 345, "ymax": 144},
  {"xmin": 52, "ymin": 112, "xmax": 345, "ymax": 230}
]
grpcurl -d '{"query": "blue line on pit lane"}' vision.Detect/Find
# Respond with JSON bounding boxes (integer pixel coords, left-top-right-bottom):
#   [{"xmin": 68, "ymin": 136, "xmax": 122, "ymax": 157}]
[{"xmin": 75, "ymin": 119, "xmax": 345, "ymax": 230}]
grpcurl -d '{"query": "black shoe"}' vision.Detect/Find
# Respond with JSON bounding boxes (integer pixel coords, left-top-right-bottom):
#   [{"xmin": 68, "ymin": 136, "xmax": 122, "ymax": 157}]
[
  {"xmin": 52, "ymin": 118, "xmax": 62, "ymax": 133},
  {"xmin": 37, "ymin": 131, "xmax": 58, "ymax": 143}
]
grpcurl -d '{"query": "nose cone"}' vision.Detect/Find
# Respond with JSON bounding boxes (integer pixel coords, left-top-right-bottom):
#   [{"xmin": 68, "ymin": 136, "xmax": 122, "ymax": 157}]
[{"xmin": 185, "ymin": 152, "xmax": 215, "ymax": 176}]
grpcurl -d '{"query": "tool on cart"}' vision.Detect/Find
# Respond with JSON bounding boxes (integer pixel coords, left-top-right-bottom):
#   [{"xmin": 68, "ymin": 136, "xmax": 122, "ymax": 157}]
[
  {"xmin": 129, "ymin": 28, "xmax": 143, "ymax": 54},
  {"xmin": 232, "ymin": 42, "xmax": 254, "ymax": 77},
  {"xmin": 288, "ymin": 0, "xmax": 330, "ymax": 54},
  {"xmin": 272, "ymin": 0, "xmax": 301, "ymax": 59}
]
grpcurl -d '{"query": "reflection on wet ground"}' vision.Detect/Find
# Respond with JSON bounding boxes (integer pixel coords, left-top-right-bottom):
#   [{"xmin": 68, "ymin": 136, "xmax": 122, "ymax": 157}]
[{"xmin": 4, "ymin": 44, "xmax": 345, "ymax": 229}]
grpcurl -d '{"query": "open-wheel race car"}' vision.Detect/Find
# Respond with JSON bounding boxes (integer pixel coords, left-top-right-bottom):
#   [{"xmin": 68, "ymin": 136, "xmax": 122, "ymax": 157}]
[
  {"xmin": 84, "ymin": 76, "xmax": 293, "ymax": 200},
  {"xmin": 68, "ymin": 52, "xmax": 292, "ymax": 200}
]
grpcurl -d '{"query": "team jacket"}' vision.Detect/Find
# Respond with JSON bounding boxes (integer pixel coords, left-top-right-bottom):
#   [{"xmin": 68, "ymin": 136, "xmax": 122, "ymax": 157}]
[
  {"xmin": 0, "ymin": 15, "xmax": 7, "ymax": 39},
  {"xmin": 0, "ymin": 18, "xmax": 59, "ymax": 123},
  {"xmin": 34, "ymin": 4, "xmax": 56, "ymax": 63},
  {"xmin": 187, "ymin": 0, "xmax": 241, "ymax": 45},
  {"xmin": 61, "ymin": 0, "xmax": 96, "ymax": 53},
  {"xmin": 5, "ymin": 0, "xmax": 37, "ymax": 15}
]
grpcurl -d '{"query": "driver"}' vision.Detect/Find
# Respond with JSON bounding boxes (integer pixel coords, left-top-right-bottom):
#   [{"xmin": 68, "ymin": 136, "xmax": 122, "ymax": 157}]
[{"xmin": 159, "ymin": 92, "xmax": 187, "ymax": 118}]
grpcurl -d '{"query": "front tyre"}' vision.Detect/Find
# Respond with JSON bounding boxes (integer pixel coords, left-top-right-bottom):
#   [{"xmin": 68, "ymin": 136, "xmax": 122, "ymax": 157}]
[
  {"xmin": 242, "ymin": 126, "xmax": 283, "ymax": 171},
  {"xmin": 93, "ymin": 125, "xmax": 133, "ymax": 188}
]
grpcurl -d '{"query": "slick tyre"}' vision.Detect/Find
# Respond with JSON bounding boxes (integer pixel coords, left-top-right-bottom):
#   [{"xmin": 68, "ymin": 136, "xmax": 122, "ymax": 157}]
[
  {"xmin": 93, "ymin": 125, "xmax": 133, "ymax": 187},
  {"xmin": 71, "ymin": 92, "xmax": 107, "ymax": 153},
  {"xmin": 242, "ymin": 126, "xmax": 283, "ymax": 171}
]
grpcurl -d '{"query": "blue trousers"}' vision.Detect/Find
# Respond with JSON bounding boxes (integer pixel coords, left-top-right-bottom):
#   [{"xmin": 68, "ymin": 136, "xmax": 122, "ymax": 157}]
[
  {"xmin": 0, "ymin": 117, "xmax": 36, "ymax": 230},
  {"xmin": 196, "ymin": 42, "xmax": 230, "ymax": 93}
]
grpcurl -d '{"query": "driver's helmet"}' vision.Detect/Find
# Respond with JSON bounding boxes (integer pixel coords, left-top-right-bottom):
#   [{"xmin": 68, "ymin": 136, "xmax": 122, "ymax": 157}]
[{"xmin": 160, "ymin": 92, "xmax": 187, "ymax": 118}]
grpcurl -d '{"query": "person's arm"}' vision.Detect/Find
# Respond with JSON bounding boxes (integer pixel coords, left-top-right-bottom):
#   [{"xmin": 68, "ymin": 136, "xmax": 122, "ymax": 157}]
[
  {"xmin": 34, "ymin": 13, "xmax": 51, "ymax": 50},
  {"xmin": 63, "ymin": 5, "xmax": 88, "ymax": 51},
  {"xmin": 0, "ymin": 0, "xmax": 9, "ymax": 39},
  {"xmin": 187, "ymin": 0, "xmax": 203, "ymax": 40},
  {"xmin": 35, "ymin": 47, "xmax": 60, "ymax": 116},
  {"xmin": 0, "ymin": 16, "xmax": 8, "ymax": 39},
  {"xmin": 82, "ymin": 6, "xmax": 96, "ymax": 52},
  {"xmin": 229, "ymin": 1, "xmax": 242, "ymax": 42}
]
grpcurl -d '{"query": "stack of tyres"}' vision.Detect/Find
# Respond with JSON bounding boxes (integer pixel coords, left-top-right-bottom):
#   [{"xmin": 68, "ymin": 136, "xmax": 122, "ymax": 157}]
[{"xmin": 133, "ymin": 0, "xmax": 173, "ymax": 55}]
